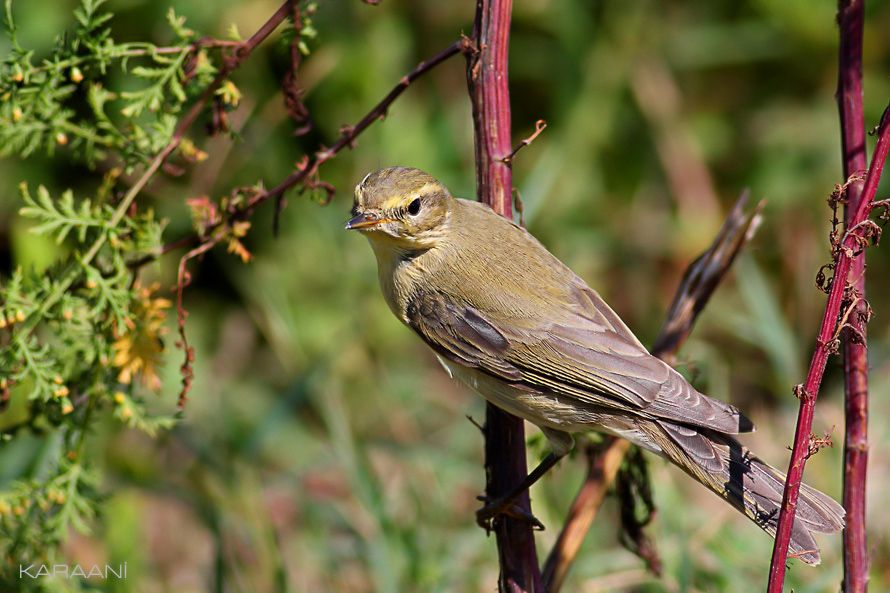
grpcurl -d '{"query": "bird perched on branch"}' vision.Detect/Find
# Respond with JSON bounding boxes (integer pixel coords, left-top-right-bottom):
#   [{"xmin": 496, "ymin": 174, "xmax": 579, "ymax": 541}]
[{"xmin": 346, "ymin": 166, "xmax": 844, "ymax": 565}]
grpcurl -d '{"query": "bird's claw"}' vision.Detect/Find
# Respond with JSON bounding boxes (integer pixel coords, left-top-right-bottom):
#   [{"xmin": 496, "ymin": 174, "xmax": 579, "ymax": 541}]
[{"xmin": 475, "ymin": 495, "xmax": 545, "ymax": 531}]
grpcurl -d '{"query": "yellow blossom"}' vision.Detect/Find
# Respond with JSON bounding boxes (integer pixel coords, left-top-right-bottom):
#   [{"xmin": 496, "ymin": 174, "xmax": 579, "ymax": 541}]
[{"xmin": 112, "ymin": 284, "xmax": 171, "ymax": 391}]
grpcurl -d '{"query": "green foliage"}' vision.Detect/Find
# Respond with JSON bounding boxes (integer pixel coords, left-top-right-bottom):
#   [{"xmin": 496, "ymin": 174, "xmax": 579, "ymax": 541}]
[
  {"xmin": 0, "ymin": 0, "xmax": 226, "ymax": 587},
  {"xmin": 0, "ymin": 180, "xmax": 174, "ymax": 586},
  {"xmin": 0, "ymin": 0, "xmax": 212, "ymax": 167}
]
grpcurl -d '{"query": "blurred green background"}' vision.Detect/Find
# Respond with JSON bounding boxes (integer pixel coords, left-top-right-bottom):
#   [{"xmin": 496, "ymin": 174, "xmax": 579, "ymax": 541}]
[{"xmin": 2, "ymin": 0, "xmax": 890, "ymax": 591}]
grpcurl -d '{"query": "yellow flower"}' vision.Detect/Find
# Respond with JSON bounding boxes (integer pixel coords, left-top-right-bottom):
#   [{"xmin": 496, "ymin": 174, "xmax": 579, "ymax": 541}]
[{"xmin": 112, "ymin": 284, "xmax": 171, "ymax": 391}]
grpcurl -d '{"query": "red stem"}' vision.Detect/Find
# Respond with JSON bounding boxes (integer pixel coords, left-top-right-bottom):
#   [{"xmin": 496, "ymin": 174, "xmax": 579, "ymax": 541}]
[
  {"xmin": 468, "ymin": 0, "xmax": 515, "ymax": 217},
  {"xmin": 837, "ymin": 2, "xmax": 871, "ymax": 592},
  {"xmin": 466, "ymin": 1, "xmax": 543, "ymax": 592},
  {"xmin": 766, "ymin": 102, "xmax": 890, "ymax": 591}
]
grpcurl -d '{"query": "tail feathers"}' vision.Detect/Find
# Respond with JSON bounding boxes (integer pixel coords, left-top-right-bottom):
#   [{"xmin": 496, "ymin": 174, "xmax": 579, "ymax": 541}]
[{"xmin": 648, "ymin": 420, "xmax": 845, "ymax": 566}]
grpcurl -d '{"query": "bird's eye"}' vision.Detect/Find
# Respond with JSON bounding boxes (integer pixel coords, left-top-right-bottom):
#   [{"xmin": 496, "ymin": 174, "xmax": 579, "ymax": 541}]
[{"xmin": 407, "ymin": 197, "xmax": 421, "ymax": 216}]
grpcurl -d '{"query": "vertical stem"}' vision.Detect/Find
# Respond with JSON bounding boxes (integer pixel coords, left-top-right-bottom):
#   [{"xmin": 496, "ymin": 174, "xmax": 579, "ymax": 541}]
[
  {"xmin": 468, "ymin": 0, "xmax": 515, "ymax": 218},
  {"xmin": 466, "ymin": 1, "xmax": 542, "ymax": 592},
  {"xmin": 766, "ymin": 103, "xmax": 890, "ymax": 592},
  {"xmin": 837, "ymin": 2, "xmax": 870, "ymax": 591}
]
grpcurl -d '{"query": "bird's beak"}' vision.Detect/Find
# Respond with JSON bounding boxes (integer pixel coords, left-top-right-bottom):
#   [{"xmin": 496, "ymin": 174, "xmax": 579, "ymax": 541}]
[{"xmin": 345, "ymin": 211, "xmax": 389, "ymax": 230}]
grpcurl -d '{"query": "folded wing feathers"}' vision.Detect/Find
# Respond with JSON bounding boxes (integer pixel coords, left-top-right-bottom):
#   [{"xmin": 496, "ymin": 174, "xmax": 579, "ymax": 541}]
[{"xmin": 408, "ymin": 288, "xmax": 752, "ymax": 434}]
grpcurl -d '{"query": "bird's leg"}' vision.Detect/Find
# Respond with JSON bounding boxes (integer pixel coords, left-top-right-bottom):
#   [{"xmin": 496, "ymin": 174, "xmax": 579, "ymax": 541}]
[{"xmin": 476, "ymin": 452, "xmax": 565, "ymax": 530}]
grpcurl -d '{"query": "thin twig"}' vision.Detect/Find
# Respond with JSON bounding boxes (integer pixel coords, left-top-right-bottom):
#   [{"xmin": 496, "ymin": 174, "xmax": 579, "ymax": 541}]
[
  {"xmin": 766, "ymin": 103, "xmax": 890, "ymax": 592},
  {"xmin": 542, "ymin": 191, "xmax": 764, "ymax": 593},
  {"xmin": 502, "ymin": 119, "xmax": 547, "ymax": 165},
  {"xmin": 541, "ymin": 437, "xmax": 630, "ymax": 593},
  {"xmin": 836, "ymin": 3, "xmax": 870, "ymax": 592},
  {"xmin": 175, "ymin": 240, "xmax": 218, "ymax": 408}
]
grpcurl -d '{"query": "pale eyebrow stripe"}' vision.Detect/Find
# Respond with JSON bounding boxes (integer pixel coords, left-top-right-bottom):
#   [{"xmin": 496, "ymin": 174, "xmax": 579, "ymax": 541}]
[{"xmin": 381, "ymin": 182, "xmax": 440, "ymax": 210}]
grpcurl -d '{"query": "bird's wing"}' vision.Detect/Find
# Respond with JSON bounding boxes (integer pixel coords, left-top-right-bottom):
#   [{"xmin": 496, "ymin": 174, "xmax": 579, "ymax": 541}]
[
  {"xmin": 405, "ymin": 288, "xmax": 523, "ymax": 381},
  {"xmin": 406, "ymin": 285, "xmax": 751, "ymax": 435}
]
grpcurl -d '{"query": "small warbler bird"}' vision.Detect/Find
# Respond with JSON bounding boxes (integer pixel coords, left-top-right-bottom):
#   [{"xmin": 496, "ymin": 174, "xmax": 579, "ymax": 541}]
[{"xmin": 347, "ymin": 166, "xmax": 844, "ymax": 565}]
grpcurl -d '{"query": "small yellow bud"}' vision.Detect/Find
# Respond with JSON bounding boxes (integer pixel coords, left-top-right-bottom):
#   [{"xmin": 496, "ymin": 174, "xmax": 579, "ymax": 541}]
[
  {"xmin": 13, "ymin": 505, "xmax": 25, "ymax": 516},
  {"xmin": 70, "ymin": 67, "xmax": 83, "ymax": 83},
  {"xmin": 62, "ymin": 402, "xmax": 74, "ymax": 415},
  {"xmin": 14, "ymin": 310, "xmax": 25, "ymax": 322},
  {"xmin": 11, "ymin": 106, "xmax": 22, "ymax": 122},
  {"xmin": 11, "ymin": 70, "xmax": 23, "ymax": 83},
  {"xmin": 62, "ymin": 309, "xmax": 73, "ymax": 321},
  {"xmin": 55, "ymin": 132, "xmax": 68, "ymax": 146},
  {"xmin": 0, "ymin": 318, "xmax": 6, "ymax": 329},
  {"xmin": 120, "ymin": 406, "xmax": 132, "ymax": 420},
  {"xmin": 85, "ymin": 279, "xmax": 97, "ymax": 289},
  {"xmin": 54, "ymin": 375, "xmax": 63, "ymax": 384},
  {"xmin": 54, "ymin": 386, "xmax": 69, "ymax": 398},
  {"xmin": 0, "ymin": 501, "xmax": 10, "ymax": 515},
  {"xmin": 54, "ymin": 491, "xmax": 66, "ymax": 504},
  {"xmin": 113, "ymin": 391, "xmax": 126, "ymax": 404}
]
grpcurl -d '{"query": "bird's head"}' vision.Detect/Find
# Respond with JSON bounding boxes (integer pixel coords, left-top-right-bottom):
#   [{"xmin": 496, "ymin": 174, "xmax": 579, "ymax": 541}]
[{"xmin": 346, "ymin": 167, "xmax": 453, "ymax": 248}]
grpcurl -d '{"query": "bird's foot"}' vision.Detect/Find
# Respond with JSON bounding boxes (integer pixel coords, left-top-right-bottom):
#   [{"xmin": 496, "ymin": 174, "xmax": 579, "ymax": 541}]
[{"xmin": 475, "ymin": 495, "xmax": 545, "ymax": 532}]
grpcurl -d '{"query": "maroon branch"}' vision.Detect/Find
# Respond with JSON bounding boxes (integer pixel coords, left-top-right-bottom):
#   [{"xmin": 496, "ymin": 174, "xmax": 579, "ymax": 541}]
[
  {"xmin": 766, "ymin": 103, "xmax": 890, "ymax": 592},
  {"xmin": 465, "ymin": 1, "xmax": 545, "ymax": 592},
  {"xmin": 282, "ymin": 2, "xmax": 313, "ymax": 137},
  {"xmin": 542, "ymin": 190, "xmax": 763, "ymax": 593},
  {"xmin": 241, "ymin": 39, "xmax": 462, "ymax": 213},
  {"xmin": 836, "ymin": 2, "xmax": 870, "ymax": 592}
]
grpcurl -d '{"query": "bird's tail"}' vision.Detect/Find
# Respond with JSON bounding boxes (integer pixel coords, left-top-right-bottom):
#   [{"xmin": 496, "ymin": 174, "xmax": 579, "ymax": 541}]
[{"xmin": 640, "ymin": 419, "xmax": 845, "ymax": 565}]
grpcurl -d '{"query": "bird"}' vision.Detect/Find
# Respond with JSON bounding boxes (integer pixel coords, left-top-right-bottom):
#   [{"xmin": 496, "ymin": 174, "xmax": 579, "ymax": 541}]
[{"xmin": 345, "ymin": 166, "xmax": 844, "ymax": 565}]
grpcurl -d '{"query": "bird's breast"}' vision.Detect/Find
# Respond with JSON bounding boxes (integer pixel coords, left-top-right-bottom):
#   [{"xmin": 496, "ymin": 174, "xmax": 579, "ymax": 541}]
[{"xmin": 368, "ymin": 235, "xmax": 428, "ymax": 324}]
